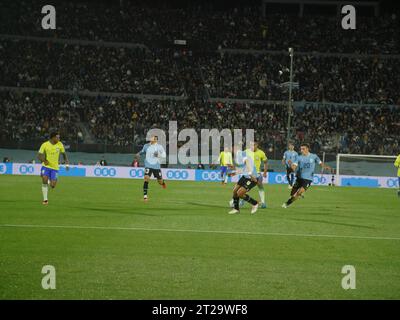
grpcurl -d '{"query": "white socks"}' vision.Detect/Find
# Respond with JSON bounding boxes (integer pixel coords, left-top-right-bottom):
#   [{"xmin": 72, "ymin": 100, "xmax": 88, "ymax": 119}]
[
  {"xmin": 42, "ymin": 184, "xmax": 48, "ymax": 201},
  {"xmin": 224, "ymin": 175, "xmax": 228, "ymax": 183},
  {"xmin": 259, "ymin": 189, "xmax": 265, "ymax": 204}
]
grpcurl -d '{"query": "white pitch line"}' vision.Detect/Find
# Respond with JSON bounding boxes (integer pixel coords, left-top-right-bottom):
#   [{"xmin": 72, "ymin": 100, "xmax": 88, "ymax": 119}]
[{"xmin": 1, "ymin": 224, "xmax": 400, "ymax": 241}]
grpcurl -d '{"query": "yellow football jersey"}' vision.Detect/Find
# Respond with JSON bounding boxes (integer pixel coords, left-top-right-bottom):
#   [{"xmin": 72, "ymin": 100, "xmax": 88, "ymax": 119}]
[
  {"xmin": 218, "ymin": 151, "xmax": 233, "ymax": 166},
  {"xmin": 246, "ymin": 149, "xmax": 267, "ymax": 173},
  {"xmin": 38, "ymin": 141, "xmax": 65, "ymax": 170},
  {"xmin": 395, "ymin": 154, "xmax": 400, "ymax": 177}
]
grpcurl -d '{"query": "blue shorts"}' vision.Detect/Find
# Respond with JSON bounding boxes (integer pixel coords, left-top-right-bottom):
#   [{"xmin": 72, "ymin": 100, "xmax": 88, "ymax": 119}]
[
  {"xmin": 220, "ymin": 166, "xmax": 228, "ymax": 175},
  {"xmin": 41, "ymin": 166, "xmax": 58, "ymax": 181}
]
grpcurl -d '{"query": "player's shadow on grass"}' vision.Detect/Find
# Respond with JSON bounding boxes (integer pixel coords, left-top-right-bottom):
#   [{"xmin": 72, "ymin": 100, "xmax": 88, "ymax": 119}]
[
  {"xmin": 185, "ymin": 201, "xmax": 227, "ymax": 209},
  {"xmin": 290, "ymin": 217, "xmax": 375, "ymax": 229}
]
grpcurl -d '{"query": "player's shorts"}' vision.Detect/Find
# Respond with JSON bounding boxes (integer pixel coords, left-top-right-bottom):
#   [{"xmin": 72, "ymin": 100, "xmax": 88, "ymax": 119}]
[
  {"xmin": 40, "ymin": 166, "xmax": 58, "ymax": 181},
  {"xmin": 237, "ymin": 176, "xmax": 257, "ymax": 191},
  {"xmin": 293, "ymin": 178, "xmax": 312, "ymax": 191},
  {"xmin": 256, "ymin": 173, "xmax": 264, "ymax": 184},
  {"xmin": 220, "ymin": 166, "xmax": 228, "ymax": 175},
  {"xmin": 144, "ymin": 167, "xmax": 163, "ymax": 180}
]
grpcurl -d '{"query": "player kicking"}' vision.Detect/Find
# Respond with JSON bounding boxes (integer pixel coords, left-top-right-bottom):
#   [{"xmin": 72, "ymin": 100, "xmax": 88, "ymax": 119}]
[
  {"xmin": 282, "ymin": 143, "xmax": 330, "ymax": 208},
  {"xmin": 282, "ymin": 142, "xmax": 298, "ymax": 189},
  {"xmin": 229, "ymin": 145, "xmax": 259, "ymax": 215},
  {"xmin": 246, "ymin": 141, "xmax": 268, "ymax": 208},
  {"xmin": 218, "ymin": 147, "xmax": 233, "ymax": 184},
  {"xmin": 135, "ymin": 136, "xmax": 166, "ymax": 201},
  {"xmin": 38, "ymin": 132, "xmax": 69, "ymax": 205}
]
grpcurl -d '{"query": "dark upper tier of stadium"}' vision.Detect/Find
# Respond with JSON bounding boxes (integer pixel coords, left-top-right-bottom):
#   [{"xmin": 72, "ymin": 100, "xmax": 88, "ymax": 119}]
[{"xmin": 0, "ymin": 0, "xmax": 399, "ymax": 157}]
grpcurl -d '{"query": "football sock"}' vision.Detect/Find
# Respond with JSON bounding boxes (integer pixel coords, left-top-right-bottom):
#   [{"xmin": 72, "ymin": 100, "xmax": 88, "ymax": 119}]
[
  {"xmin": 286, "ymin": 197, "xmax": 295, "ymax": 206},
  {"xmin": 258, "ymin": 186, "xmax": 265, "ymax": 203},
  {"xmin": 42, "ymin": 184, "xmax": 48, "ymax": 201},
  {"xmin": 143, "ymin": 181, "xmax": 149, "ymax": 196},
  {"xmin": 224, "ymin": 175, "xmax": 228, "ymax": 184},
  {"xmin": 233, "ymin": 196, "xmax": 239, "ymax": 210},
  {"xmin": 243, "ymin": 194, "xmax": 257, "ymax": 206}
]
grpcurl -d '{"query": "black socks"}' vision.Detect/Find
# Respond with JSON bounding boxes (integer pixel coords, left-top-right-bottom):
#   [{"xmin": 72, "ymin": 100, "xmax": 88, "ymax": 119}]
[{"xmin": 243, "ymin": 194, "xmax": 257, "ymax": 206}]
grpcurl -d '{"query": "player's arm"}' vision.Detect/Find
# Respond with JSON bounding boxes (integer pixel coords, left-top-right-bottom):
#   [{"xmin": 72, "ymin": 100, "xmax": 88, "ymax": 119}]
[
  {"xmin": 157, "ymin": 146, "xmax": 167, "ymax": 159},
  {"xmin": 262, "ymin": 156, "xmax": 268, "ymax": 177},
  {"xmin": 318, "ymin": 157, "xmax": 331, "ymax": 172},
  {"xmin": 135, "ymin": 145, "xmax": 146, "ymax": 159},
  {"xmin": 61, "ymin": 152, "xmax": 70, "ymax": 170},
  {"xmin": 38, "ymin": 143, "xmax": 49, "ymax": 165},
  {"xmin": 38, "ymin": 152, "xmax": 49, "ymax": 165}
]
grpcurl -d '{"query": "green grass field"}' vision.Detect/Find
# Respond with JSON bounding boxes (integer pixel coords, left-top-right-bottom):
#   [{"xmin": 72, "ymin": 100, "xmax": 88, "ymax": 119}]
[{"xmin": 0, "ymin": 175, "xmax": 399, "ymax": 299}]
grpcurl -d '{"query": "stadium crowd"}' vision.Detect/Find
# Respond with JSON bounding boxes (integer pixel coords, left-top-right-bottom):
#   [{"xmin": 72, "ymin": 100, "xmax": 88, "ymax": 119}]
[
  {"xmin": 1, "ymin": 39, "xmax": 399, "ymax": 104},
  {"xmin": 0, "ymin": 91, "xmax": 82, "ymax": 143},
  {"xmin": 1, "ymin": 1, "xmax": 399, "ymax": 157},
  {"xmin": 1, "ymin": 1, "xmax": 399, "ymax": 53},
  {"xmin": 0, "ymin": 40, "xmax": 184, "ymax": 95},
  {"xmin": 201, "ymin": 52, "xmax": 400, "ymax": 104},
  {"xmin": 1, "ymin": 92, "xmax": 398, "ymax": 156}
]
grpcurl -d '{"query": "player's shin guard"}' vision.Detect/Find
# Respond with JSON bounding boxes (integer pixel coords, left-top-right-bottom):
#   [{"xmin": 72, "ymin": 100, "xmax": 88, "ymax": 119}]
[
  {"xmin": 42, "ymin": 184, "xmax": 48, "ymax": 201},
  {"xmin": 233, "ymin": 196, "xmax": 240, "ymax": 210},
  {"xmin": 285, "ymin": 197, "xmax": 296, "ymax": 206},
  {"xmin": 242, "ymin": 194, "xmax": 257, "ymax": 206},
  {"xmin": 143, "ymin": 181, "xmax": 149, "ymax": 196}
]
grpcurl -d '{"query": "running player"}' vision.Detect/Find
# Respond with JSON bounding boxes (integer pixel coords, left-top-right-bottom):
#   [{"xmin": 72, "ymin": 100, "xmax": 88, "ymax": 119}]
[
  {"xmin": 246, "ymin": 141, "xmax": 268, "ymax": 208},
  {"xmin": 282, "ymin": 142, "xmax": 298, "ymax": 189},
  {"xmin": 218, "ymin": 147, "xmax": 233, "ymax": 184},
  {"xmin": 282, "ymin": 143, "xmax": 331, "ymax": 208},
  {"xmin": 135, "ymin": 136, "xmax": 167, "ymax": 201},
  {"xmin": 37, "ymin": 132, "xmax": 69, "ymax": 205},
  {"xmin": 228, "ymin": 145, "xmax": 259, "ymax": 214},
  {"xmin": 394, "ymin": 154, "xmax": 400, "ymax": 197}
]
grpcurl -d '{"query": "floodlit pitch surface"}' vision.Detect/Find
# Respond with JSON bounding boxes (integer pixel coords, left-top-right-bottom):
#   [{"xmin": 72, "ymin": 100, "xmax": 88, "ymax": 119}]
[{"xmin": 0, "ymin": 175, "xmax": 399, "ymax": 299}]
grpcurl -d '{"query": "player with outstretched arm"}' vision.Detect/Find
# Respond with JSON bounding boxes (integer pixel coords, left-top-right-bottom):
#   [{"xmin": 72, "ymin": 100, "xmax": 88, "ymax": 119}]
[
  {"xmin": 282, "ymin": 143, "xmax": 331, "ymax": 208},
  {"xmin": 37, "ymin": 132, "xmax": 69, "ymax": 205},
  {"xmin": 135, "ymin": 136, "xmax": 167, "ymax": 201}
]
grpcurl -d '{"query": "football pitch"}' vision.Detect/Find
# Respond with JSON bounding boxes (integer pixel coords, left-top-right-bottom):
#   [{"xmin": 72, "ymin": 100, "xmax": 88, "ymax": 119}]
[{"xmin": 0, "ymin": 175, "xmax": 399, "ymax": 300}]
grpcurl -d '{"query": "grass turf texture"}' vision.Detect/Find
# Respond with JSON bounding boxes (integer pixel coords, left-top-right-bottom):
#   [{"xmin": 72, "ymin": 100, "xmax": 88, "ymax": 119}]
[{"xmin": 0, "ymin": 175, "xmax": 399, "ymax": 299}]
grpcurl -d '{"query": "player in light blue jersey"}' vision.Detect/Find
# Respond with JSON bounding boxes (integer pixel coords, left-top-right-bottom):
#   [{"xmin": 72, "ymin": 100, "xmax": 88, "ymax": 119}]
[
  {"xmin": 282, "ymin": 142, "xmax": 298, "ymax": 189},
  {"xmin": 135, "ymin": 136, "xmax": 167, "ymax": 201},
  {"xmin": 282, "ymin": 143, "xmax": 331, "ymax": 208},
  {"xmin": 228, "ymin": 145, "xmax": 259, "ymax": 214}
]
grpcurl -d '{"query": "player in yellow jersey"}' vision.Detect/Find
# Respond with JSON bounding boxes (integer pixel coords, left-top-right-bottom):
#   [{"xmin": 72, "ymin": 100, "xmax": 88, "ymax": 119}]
[
  {"xmin": 37, "ymin": 132, "xmax": 69, "ymax": 205},
  {"xmin": 218, "ymin": 147, "xmax": 233, "ymax": 184},
  {"xmin": 245, "ymin": 141, "xmax": 268, "ymax": 208},
  {"xmin": 394, "ymin": 154, "xmax": 400, "ymax": 197}
]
